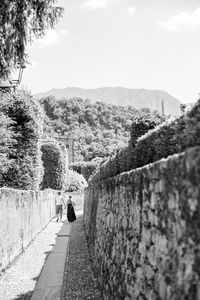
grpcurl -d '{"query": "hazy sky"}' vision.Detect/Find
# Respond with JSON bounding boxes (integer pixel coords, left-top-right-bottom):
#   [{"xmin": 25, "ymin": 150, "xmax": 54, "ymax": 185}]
[{"xmin": 22, "ymin": 0, "xmax": 200, "ymax": 102}]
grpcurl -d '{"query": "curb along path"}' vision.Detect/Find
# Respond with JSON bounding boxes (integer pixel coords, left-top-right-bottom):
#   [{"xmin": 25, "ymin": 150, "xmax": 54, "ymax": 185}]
[{"xmin": 61, "ymin": 215, "xmax": 102, "ymax": 300}]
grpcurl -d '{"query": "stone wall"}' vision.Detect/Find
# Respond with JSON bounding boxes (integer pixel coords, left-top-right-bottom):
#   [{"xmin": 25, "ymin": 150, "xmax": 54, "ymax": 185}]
[
  {"xmin": 84, "ymin": 146, "xmax": 200, "ymax": 300},
  {"xmin": 0, "ymin": 188, "xmax": 58, "ymax": 273}
]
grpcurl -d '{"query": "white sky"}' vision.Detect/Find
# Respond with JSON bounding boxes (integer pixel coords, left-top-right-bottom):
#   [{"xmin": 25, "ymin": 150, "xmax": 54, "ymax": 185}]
[{"xmin": 22, "ymin": 0, "xmax": 200, "ymax": 103}]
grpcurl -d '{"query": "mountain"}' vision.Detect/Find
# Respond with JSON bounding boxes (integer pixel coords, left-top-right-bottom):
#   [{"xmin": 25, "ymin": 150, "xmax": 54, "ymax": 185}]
[{"xmin": 35, "ymin": 87, "xmax": 182, "ymax": 115}]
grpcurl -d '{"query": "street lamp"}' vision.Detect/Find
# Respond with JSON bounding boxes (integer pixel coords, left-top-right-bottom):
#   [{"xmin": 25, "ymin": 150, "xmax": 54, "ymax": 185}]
[{"xmin": 0, "ymin": 62, "xmax": 26, "ymax": 94}]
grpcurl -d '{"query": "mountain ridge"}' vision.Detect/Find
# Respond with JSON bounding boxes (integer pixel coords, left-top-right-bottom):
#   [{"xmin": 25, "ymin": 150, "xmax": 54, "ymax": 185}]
[{"xmin": 35, "ymin": 87, "xmax": 182, "ymax": 115}]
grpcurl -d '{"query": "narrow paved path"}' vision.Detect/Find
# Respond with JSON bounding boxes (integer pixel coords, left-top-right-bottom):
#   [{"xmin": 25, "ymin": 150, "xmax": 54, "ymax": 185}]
[
  {"xmin": 0, "ymin": 220, "xmax": 64, "ymax": 300},
  {"xmin": 61, "ymin": 215, "xmax": 102, "ymax": 300},
  {"xmin": 0, "ymin": 212, "xmax": 102, "ymax": 299},
  {"xmin": 31, "ymin": 218, "xmax": 71, "ymax": 300}
]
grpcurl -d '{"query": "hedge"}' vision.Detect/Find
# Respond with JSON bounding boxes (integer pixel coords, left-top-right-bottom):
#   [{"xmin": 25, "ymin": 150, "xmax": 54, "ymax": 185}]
[
  {"xmin": 64, "ymin": 170, "xmax": 88, "ymax": 192},
  {"xmin": 90, "ymin": 99, "xmax": 199, "ymax": 184},
  {"xmin": 129, "ymin": 111, "xmax": 164, "ymax": 147},
  {"xmin": 40, "ymin": 140, "xmax": 67, "ymax": 190},
  {"xmin": 0, "ymin": 109, "xmax": 15, "ymax": 183},
  {"xmin": 69, "ymin": 161, "xmax": 82, "ymax": 174},
  {"xmin": 1, "ymin": 90, "xmax": 44, "ymax": 189},
  {"xmin": 70, "ymin": 157, "xmax": 104, "ymax": 181}
]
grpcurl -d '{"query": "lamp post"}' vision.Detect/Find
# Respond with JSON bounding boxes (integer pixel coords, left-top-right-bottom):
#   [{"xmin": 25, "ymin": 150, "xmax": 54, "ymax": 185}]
[{"xmin": 0, "ymin": 62, "xmax": 26, "ymax": 94}]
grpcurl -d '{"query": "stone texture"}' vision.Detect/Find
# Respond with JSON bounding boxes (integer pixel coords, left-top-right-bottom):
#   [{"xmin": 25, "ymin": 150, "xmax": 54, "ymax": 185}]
[
  {"xmin": 84, "ymin": 146, "xmax": 200, "ymax": 300},
  {"xmin": 0, "ymin": 188, "xmax": 58, "ymax": 273}
]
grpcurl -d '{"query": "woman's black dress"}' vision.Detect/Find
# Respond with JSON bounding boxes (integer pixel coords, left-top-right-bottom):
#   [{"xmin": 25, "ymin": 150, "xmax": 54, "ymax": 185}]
[{"xmin": 67, "ymin": 203, "xmax": 76, "ymax": 222}]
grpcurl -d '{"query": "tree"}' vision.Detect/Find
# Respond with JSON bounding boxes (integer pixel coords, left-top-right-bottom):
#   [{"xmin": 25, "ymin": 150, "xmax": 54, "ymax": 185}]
[
  {"xmin": 64, "ymin": 170, "xmax": 88, "ymax": 192},
  {"xmin": 41, "ymin": 140, "xmax": 67, "ymax": 190},
  {"xmin": 41, "ymin": 96, "xmax": 165, "ymax": 163},
  {"xmin": 0, "ymin": 0, "xmax": 64, "ymax": 79},
  {"xmin": 1, "ymin": 90, "xmax": 44, "ymax": 189},
  {"xmin": 0, "ymin": 105, "xmax": 15, "ymax": 184}
]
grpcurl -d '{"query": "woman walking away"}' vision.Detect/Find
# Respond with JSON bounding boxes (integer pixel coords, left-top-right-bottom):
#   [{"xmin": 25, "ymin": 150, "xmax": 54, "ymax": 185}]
[{"xmin": 67, "ymin": 195, "xmax": 76, "ymax": 222}]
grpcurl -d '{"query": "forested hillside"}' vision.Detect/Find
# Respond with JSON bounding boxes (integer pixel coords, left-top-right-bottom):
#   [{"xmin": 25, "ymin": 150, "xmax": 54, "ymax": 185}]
[
  {"xmin": 40, "ymin": 96, "xmax": 164, "ymax": 164},
  {"xmin": 36, "ymin": 87, "xmax": 181, "ymax": 115}
]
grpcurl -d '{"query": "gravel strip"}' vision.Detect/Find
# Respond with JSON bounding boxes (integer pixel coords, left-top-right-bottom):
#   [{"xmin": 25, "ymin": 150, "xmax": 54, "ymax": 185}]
[{"xmin": 61, "ymin": 215, "xmax": 102, "ymax": 300}]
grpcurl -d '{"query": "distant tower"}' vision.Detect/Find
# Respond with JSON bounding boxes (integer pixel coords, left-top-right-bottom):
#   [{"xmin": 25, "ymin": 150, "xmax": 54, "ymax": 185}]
[
  {"xmin": 55, "ymin": 136, "xmax": 74, "ymax": 163},
  {"xmin": 161, "ymin": 99, "xmax": 165, "ymax": 116},
  {"xmin": 180, "ymin": 104, "xmax": 186, "ymax": 115}
]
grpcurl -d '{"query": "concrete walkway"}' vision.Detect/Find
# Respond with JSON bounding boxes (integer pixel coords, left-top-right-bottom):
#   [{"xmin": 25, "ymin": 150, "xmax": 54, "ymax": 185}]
[
  {"xmin": 0, "ymin": 210, "xmax": 102, "ymax": 300},
  {"xmin": 31, "ymin": 219, "xmax": 71, "ymax": 300},
  {"xmin": 0, "ymin": 218, "xmax": 64, "ymax": 300}
]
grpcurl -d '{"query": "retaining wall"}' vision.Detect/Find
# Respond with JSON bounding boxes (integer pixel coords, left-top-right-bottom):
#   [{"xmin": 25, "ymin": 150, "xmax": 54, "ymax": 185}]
[
  {"xmin": 0, "ymin": 188, "xmax": 58, "ymax": 273},
  {"xmin": 84, "ymin": 146, "xmax": 200, "ymax": 300}
]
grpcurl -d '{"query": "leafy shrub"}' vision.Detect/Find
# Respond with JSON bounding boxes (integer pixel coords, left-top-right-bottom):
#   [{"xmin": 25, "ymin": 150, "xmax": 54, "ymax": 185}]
[
  {"xmin": 69, "ymin": 161, "xmax": 82, "ymax": 174},
  {"xmin": 132, "ymin": 117, "xmax": 183, "ymax": 168},
  {"xmin": 82, "ymin": 157, "xmax": 103, "ymax": 181},
  {"xmin": 129, "ymin": 111, "xmax": 165, "ymax": 146},
  {"xmin": 40, "ymin": 140, "xmax": 67, "ymax": 190},
  {"xmin": 0, "ymin": 109, "xmax": 15, "ymax": 183},
  {"xmin": 64, "ymin": 170, "xmax": 88, "ymax": 192},
  {"xmin": 70, "ymin": 157, "xmax": 104, "ymax": 181},
  {"xmin": 90, "ymin": 99, "xmax": 200, "ymax": 184},
  {"xmin": 1, "ymin": 90, "xmax": 43, "ymax": 189}
]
